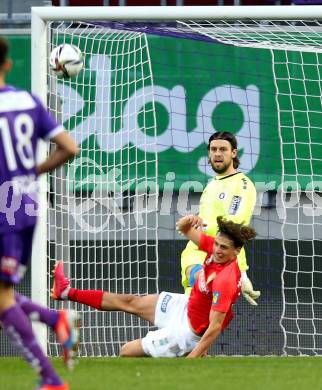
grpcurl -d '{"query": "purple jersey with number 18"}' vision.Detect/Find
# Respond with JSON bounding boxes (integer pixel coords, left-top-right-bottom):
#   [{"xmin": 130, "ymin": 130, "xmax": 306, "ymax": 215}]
[{"xmin": 0, "ymin": 85, "xmax": 63, "ymax": 233}]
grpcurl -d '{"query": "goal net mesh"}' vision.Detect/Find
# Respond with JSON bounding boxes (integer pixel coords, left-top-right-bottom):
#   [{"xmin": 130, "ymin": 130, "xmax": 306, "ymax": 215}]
[
  {"xmin": 179, "ymin": 19, "xmax": 322, "ymax": 355},
  {"xmin": 47, "ymin": 21, "xmax": 158, "ymax": 357},
  {"xmin": 46, "ymin": 18, "xmax": 322, "ymax": 356}
]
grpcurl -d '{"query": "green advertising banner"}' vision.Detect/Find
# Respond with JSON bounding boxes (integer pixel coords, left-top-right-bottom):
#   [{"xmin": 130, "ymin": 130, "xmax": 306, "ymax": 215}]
[
  {"xmin": 6, "ymin": 35, "xmax": 31, "ymax": 91},
  {"xmin": 147, "ymin": 36, "xmax": 281, "ymax": 190},
  {"xmin": 6, "ymin": 34, "xmax": 321, "ymax": 191}
]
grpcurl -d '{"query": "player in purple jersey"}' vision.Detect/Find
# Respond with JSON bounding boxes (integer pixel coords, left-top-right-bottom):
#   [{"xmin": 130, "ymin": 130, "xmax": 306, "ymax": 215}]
[{"xmin": 0, "ymin": 37, "xmax": 79, "ymax": 390}]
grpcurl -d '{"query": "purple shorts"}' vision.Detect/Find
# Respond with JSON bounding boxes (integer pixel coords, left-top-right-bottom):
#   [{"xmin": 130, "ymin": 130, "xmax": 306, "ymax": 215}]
[{"xmin": 0, "ymin": 225, "xmax": 35, "ymax": 285}]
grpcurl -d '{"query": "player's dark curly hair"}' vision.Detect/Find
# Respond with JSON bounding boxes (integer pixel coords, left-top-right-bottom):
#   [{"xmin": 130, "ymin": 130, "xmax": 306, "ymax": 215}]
[
  {"xmin": 217, "ymin": 216, "xmax": 256, "ymax": 248},
  {"xmin": 208, "ymin": 131, "xmax": 240, "ymax": 169},
  {"xmin": 0, "ymin": 37, "xmax": 9, "ymax": 68}
]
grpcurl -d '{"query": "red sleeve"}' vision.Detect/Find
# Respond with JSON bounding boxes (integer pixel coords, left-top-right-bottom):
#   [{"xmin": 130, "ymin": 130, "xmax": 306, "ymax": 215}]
[
  {"xmin": 210, "ymin": 265, "xmax": 239, "ymax": 313},
  {"xmin": 198, "ymin": 233, "xmax": 215, "ymax": 258}
]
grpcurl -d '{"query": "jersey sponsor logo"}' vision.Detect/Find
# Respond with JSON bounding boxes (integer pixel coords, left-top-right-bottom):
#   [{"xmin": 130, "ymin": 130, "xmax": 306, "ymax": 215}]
[
  {"xmin": 229, "ymin": 196, "xmax": 241, "ymax": 215},
  {"xmin": 0, "ymin": 256, "xmax": 18, "ymax": 276},
  {"xmin": 218, "ymin": 192, "xmax": 226, "ymax": 200},
  {"xmin": 160, "ymin": 294, "xmax": 172, "ymax": 313},
  {"xmin": 212, "ymin": 292, "xmax": 221, "ymax": 305}
]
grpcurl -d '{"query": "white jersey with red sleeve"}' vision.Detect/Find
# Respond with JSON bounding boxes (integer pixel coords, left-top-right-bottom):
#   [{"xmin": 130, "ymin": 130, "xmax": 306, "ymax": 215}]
[{"xmin": 187, "ymin": 233, "xmax": 241, "ymax": 335}]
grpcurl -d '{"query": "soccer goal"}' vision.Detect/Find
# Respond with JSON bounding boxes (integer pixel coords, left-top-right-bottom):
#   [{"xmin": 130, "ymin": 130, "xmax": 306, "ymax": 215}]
[{"xmin": 31, "ymin": 5, "xmax": 322, "ymax": 356}]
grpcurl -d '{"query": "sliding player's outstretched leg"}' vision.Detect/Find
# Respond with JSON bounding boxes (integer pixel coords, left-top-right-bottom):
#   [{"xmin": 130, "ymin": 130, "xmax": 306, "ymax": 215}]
[
  {"xmin": 51, "ymin": 261, "xmax": 158, "ymax": 322},
  {"xmin": 51, "ymin": 261, "xmax": 71, "ymax": 300}
]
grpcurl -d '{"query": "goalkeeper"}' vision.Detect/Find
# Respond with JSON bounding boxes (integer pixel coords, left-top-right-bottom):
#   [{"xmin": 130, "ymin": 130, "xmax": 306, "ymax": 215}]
[{"xmin": 182, "ymin": 131, "xmax": 260, "ymax": 305}]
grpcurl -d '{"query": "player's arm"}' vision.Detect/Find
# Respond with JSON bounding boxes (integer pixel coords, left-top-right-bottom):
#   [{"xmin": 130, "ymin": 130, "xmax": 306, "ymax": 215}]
[
  {"xmin": 176, "ymin": 215, "xmax": 205, "ymax": 246},
  {"xmin": 37, "ymin": 131, "xmax": 79, "ymax": 175},
  {"xmin": 186, "ymin": 310, "xmax": 226, "ymax": 358}
]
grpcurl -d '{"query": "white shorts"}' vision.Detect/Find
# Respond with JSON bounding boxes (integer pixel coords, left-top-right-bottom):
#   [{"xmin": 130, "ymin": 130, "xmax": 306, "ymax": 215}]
[{"xmin": 141, "ymin": 291, "xmax": 201, "ymax": 357}]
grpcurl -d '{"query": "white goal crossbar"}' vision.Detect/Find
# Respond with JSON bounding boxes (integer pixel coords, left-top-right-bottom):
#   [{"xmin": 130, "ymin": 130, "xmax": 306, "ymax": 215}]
[{"xmin": 32, "ymin": 5, "xmax": 322, "ymax": 21}]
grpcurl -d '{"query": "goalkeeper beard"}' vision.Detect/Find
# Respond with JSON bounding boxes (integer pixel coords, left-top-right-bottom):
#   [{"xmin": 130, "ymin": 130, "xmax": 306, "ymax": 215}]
[{"xmin": 208, "ymin": 157, "xmax": 231, "ymax": 174}]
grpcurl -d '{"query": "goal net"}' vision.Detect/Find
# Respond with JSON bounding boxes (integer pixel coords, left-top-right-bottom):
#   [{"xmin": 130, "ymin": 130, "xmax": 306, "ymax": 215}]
[
  {"xmin": 31, "ymin": 6, "xmax": 322, "ymax": 356},
  {"xmin": 178, "ymin": 18, "xmax": 322, "ymax": 355},
  {"xmin": 47, "ymin": 22, "xmax": 158, "ymax": 357}
]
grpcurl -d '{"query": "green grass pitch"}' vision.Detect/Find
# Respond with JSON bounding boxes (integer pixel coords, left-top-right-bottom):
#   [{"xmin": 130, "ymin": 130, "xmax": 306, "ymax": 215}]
[
  {"xmin": 1, "ymin": 356, "xmax": 321, "ymax": 389},
  {"xmin": 0, "ymin": 357, "xmax": 322, "ymax": 390}
]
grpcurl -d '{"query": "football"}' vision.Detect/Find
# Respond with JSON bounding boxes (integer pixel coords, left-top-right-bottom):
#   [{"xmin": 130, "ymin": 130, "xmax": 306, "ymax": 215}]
[{"xmin": 49, "ymin": 43, "xmax": 84, "ymax": 78}]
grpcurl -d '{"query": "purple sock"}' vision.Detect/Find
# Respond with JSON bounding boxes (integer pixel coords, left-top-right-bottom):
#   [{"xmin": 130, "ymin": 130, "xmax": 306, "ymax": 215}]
[
  {"xmin": 15, "ymin": 293, "xmax": 59, "ymax": 328},
  {"xmin": 0, "ymin": 304, "xmax": 62, "ymax": 386}
]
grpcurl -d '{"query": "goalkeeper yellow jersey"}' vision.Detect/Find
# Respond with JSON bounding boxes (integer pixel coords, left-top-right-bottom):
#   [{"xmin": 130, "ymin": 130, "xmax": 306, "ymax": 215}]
[{"xmin": 181, "ymin": 172, "xmax": 256, "ymax": 290}]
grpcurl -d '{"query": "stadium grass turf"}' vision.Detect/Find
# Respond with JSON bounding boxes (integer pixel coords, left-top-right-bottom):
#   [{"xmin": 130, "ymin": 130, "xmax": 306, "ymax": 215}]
[{"xmin": 1, "ymin": 356, "xmax": 321, "ymax": 390}]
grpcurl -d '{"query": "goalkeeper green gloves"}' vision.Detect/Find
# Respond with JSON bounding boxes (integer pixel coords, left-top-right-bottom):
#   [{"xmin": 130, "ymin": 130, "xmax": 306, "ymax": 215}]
[{"xmin": 241, "ymin": 273, "xmax": 261, "ymax": 306}]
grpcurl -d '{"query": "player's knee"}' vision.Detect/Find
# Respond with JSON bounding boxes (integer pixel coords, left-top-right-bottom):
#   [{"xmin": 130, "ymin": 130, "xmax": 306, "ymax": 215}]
[
  {"xmin": 120, "ymin": 343, "xmax": 132, "ymax": 357},
  {"xmin": 120, "ymin": 340, "xmax": 145, "ymax": 357}
]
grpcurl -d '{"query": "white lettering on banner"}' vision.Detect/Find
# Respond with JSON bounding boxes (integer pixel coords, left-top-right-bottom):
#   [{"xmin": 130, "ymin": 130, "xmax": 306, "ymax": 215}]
[
  {"xmin": 59, "ymin": 54, "xmax": 260, "ymax": 176},
  {"xmin": 58, "ymin": 82, "xmax": 84, "ymax": 123}
]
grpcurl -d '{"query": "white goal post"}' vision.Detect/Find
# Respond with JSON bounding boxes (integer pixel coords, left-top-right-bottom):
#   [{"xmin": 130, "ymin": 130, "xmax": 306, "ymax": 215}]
[{"xmin": 31, "ymin": 5, "xmax": 322, "ymax": 356}]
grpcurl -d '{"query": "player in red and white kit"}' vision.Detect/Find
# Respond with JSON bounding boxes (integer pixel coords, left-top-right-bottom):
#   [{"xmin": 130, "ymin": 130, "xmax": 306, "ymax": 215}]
[
  {"xmin": 187, "ymin": 229, "xmax": 241, "ymax": 339},
  {"xmin": 51, "ymin": 216, "xmax": 256, "ymax": 358}
]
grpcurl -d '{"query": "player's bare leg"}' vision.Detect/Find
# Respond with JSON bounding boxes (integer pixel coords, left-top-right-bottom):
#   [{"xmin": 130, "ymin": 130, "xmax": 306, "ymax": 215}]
[
  {"xmin": 101, "ymin": 292, "xmax": 159, "ymax": 323},
  {"xmin": 52, "ymin": 260, "xmax": 159, "ymax": 323},
  {"xmin": 119, "ymin": 339, "xmax": 147, "ymax": 357}
]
